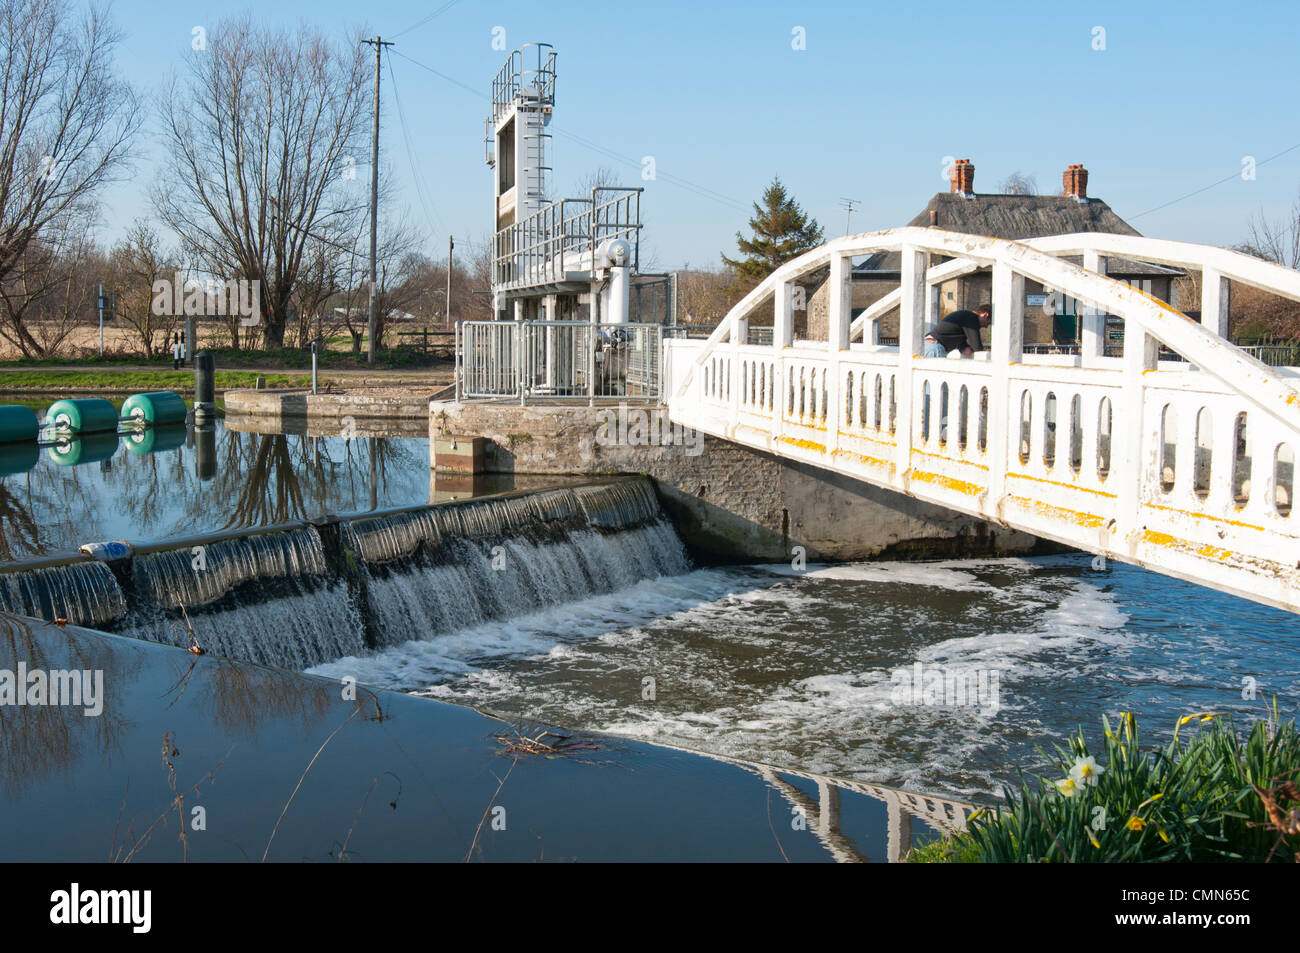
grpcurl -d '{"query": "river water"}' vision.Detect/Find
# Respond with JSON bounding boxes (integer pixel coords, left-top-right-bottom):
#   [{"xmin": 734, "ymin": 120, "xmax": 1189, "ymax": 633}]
[
  {"xmin": 311, "ymin": 551, "xmax": 1300, "ymax": 801},
  {"xmin": 2, "ymin": 406, "xmax": 1293, "ymax": 806}
]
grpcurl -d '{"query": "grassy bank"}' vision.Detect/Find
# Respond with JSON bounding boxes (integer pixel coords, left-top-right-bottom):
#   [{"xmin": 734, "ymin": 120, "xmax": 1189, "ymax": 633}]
[
  {"xmin": 0, "ymin": 344, "xmax": 449, "ymax": 372},
  {"xmin": 908, "ymin": 708, "xmax": 1300, "ymax": 863},
  {"xmin": 0, "ymin": 369, "xmax": 310, "ymax": 393}
]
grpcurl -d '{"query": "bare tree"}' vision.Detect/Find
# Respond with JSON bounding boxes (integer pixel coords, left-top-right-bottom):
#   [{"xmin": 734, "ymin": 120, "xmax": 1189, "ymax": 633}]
[
  {"xmin": 107, "ymin": 219, "xmax": 178, "ymax": 357},
  {"xmin": 677, "ymin": 264, "xmax": 739, "ymax": 326},
  {"xmin": 318, "ymin": 205, "xmax": 423, "ymax": 355},
  {"xmin": 0, "ymin": 0, "xmax": 138, "ymax": 351},
  {"xmin": 153, "ymin": 17, "xmax": 369, "ymax": 349},
  {"xmin": 1244, "ymin": 188, "xmax": 1300, "ymax": 270},
  {"xmin": 568, "ymin": 165, "xmax": 622, "ymax": 198},
  {"xmin": 1226, "ymin": 187, "xmax": 1300, "ymax": 339},
  {"xmin": 288, "ymin": 225, "xmax": 351, "ymax": 349},
  {"xmin": 1001, "ymin": 171, "xmax": 1038, "ymax": 196},
  {"xmin": 0, "ymin": 219, "xmax": 99, "ymax": 357}
]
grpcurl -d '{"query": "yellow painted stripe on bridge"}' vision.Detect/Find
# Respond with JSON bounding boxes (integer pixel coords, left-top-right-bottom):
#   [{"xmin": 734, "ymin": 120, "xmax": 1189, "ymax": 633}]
[
  {"xmin": 1006, "ymin": 471, "xmax": 1117, "ymax": 498},
  {"xmin": 909, "ymin": 448, "xmax": 990, "ymax": 471},
  {"xmin": 1141, "ymin": 501, "xmax": 1267, "ymax": 534},
  {"xmin": 777, "ymin": 436, "xmax": 827, "ymax": 454},
  {"xmin": 832, "ymin": 449, "xmax": 896, "ymax": 473},
  {"xmin": 1007, "ymin": 495, "xmax": 1108, "ymax": 529},
  {"xmin": 1141, "ymin": 529, "xmax": 1238, "ymax": 564},
  {"xmin": 910, "ymin": 470, "xmax": 984, "ymax": 497}
]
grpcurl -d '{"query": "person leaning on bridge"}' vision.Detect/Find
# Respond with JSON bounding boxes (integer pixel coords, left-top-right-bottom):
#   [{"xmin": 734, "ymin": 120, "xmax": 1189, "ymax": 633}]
[
  {"xmin": 923, "ymin": 325, "xmax": 947, "ymax": 358},
  {"xmin": 935, "ymin": 304, "xmax": 992, "ymax": 357}
]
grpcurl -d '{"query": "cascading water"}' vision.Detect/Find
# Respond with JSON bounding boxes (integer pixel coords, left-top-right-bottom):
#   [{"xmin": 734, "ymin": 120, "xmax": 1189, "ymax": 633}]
[
  {"xmin": 0, "ymin": 562, "xmax": 126, "ymax": 628},
  {"xmin": 120, "ymin": 526, "xmax": 367, "ymax": 671},
  {"xmin": 344, "ymin": 481, "xmax": 689, "ymax": 650},
  {"xmin": 0, "ymin": 478, "xmax": 691, "ymax": 673}
]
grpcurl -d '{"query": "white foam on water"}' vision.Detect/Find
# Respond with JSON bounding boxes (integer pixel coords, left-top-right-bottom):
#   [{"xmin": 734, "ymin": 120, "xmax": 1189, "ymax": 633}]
[
  {"xmin": 402, "ymin": 566, "xmax": 1152, "ymax": 799},
  {"xmin": 798, "ymin": 563, "xmax": 989, "ymax": 591},
  {"xmin": 308, "ymin": 564, "xmax": 783, "ymax": 691}
]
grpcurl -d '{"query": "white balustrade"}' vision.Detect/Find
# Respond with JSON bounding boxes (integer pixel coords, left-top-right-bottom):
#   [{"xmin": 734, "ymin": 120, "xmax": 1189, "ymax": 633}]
[{"xmin": 664, "ymin": 227, "xmax": 1300, "ymax": 613}]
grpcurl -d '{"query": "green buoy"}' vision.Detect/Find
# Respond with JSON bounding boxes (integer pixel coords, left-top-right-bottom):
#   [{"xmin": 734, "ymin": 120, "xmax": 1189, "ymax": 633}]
[
  {"xmin": 123, "ymin": 423, "xmax": 186, "ymax": 456},
  {"xmin": 48, "ymin": 431, "xmax": 119, "ymax": 466},
  {"xmin": 45, "ymin": 398, "xmax": 119, "ymax": 434},
  {"xmin": 0, "ymin": 405, "xmax": 39, "ymax": 444},
  {"xmin": 0, "ymin": 441, "xmax": 38, "ymax": 476},
  {"xmin": 121, "ymin": 391, "xmax": 188, "ymax": 426}
]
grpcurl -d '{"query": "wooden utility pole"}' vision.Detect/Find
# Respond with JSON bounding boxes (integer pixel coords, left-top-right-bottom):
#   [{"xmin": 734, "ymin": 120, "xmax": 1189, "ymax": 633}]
[
  {"xmin": 361, "ymin": 36, "xmax": 393, "ymax": 364},
  {"xmin": 446, "ymin": 235, "xmax": 454, "ymax": 329}
]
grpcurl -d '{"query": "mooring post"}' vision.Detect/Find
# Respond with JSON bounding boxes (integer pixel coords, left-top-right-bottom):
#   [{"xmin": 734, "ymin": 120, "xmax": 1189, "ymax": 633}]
[
  {"xmin": 194, "ymin": 351, "xmax": 216, "ymax": 421},
  {"xmin": 311, "ymin": 340, "xmax": 319, "ymax": 396}
]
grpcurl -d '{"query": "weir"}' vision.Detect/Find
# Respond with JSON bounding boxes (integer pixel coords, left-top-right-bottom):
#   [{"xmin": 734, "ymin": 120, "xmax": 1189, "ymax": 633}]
[{"xmin": 0, "ymin": 477, "xmax": 686, "ymax": 671}]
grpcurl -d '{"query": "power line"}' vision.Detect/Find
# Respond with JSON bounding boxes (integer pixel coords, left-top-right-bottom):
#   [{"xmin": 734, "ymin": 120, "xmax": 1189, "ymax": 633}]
[
  {"xmin": 390, "ymin": 0, "xmax": 465, "ymax": 40},
  {"xmin": 390, "ymin": 47, "xmax": 483, "ymax": 99},
  {"xmin": 1130, "ymin": 140, "xmax": 1300, "ymax": 220},
  {"xmin": 386, "ymin": 57, "xmax": 445, "ymax": 235},
  {"xmin": 388, "ymin": 47, "xmax": 749, "ymax": 214}
]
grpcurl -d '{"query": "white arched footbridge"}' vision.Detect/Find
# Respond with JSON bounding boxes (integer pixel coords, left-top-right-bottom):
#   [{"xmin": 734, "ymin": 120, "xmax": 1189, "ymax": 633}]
[{"xmin": 664, "ymin": 228, "xmax": 1300, "ymax": 614}]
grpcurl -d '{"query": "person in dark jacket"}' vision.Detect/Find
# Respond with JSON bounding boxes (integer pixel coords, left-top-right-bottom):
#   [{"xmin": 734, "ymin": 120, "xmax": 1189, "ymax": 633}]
[{"xmin": 935, "ymin": 304, "xmax": 992, "ymax": 356}]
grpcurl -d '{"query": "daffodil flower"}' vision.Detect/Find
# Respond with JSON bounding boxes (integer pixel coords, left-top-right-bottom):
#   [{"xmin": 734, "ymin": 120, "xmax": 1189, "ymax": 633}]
[
  {"xmin": 1055, "ymin": 777, "xmax": 1080, "ymax": 798},
  {"xmin": 1158, "ymin": 828, "xmax": 1171, "ymax": 843},
  {"xmin": 1069, "ymin": 755, "xmax": 1104, "ymax": 786},
  {"xmin": 1088, "ymin": 829, "xmax": 1101, "ymax": 848},
  {"xmin": 1126, "ymin": 816, "xmax": 1147, "ymax": 831}
]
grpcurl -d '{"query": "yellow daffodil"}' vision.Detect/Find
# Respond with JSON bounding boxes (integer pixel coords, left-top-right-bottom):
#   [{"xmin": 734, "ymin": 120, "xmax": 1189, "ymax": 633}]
[
  {"xmin": 1126, "ymin": 816, "xmax": 1147, "ymax": 831},
  {"xmin": 1136, "ymin": 793, "xmax": 1165, "ymax": 810},
  {"xmin": 1158, "ymin": 828, "xmax": 1171, "ymax": 843},
  {"xmin": 1088, "ymin": 829, "xmax": 1101, "ymax": 849}
]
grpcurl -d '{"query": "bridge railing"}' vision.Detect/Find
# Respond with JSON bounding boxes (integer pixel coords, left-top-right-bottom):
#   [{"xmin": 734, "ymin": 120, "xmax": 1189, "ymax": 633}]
[{"xmin": 664, "ymin": 228, "xmax": 1300, "ymax": 612}]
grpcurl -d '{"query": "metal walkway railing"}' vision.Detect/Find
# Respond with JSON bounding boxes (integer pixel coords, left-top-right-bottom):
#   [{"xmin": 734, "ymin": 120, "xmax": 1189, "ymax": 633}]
[{"xmin": 456, "ymin": 320, "xmax": 663, "ymax": 404}]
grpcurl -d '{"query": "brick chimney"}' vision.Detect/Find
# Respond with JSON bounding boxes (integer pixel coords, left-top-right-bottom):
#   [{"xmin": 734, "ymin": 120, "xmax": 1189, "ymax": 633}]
[
  {"xmin": 949, "ymin": 158, "xmax": 975, "ymax": 197},
  {"xmin": 1064, "ymin": 163, "xmax": 1089, "ymax": 202}
]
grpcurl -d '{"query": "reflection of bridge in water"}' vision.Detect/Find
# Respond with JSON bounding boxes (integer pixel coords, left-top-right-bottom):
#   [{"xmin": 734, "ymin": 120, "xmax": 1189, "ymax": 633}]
[{"xmin": 657, "ymin": 742, "xmax": 978, "ymax": 863}]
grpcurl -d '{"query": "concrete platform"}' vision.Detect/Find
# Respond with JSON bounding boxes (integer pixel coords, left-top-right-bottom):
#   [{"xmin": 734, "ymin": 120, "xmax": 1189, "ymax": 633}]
[{"xmin": 225, "ymin": 387, "xmax": 436, "ymax": 423}]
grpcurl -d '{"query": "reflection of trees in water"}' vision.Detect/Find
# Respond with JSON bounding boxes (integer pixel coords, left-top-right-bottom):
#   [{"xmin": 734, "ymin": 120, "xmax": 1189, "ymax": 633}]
[
  {"xmin": 0, "ymin": 615, "xmax": 132, "ymax": 802},
  {"xmin": 222, "ymin": 432, "xmax": 423, "ymax": 529},
  {"xmin": 0, "ymin": 479, "xmax": 39, "ymax": 562},
  {"xmin": 224, "ymin": 435, "xmax": 307, "ymax": 528},
  {"xmin": 0, "ymin": 423, "xmax": 429, "ymax": 559},
  {"xmin": 174, "ymin": 656, "xmax": 381, "ymax": 740}
]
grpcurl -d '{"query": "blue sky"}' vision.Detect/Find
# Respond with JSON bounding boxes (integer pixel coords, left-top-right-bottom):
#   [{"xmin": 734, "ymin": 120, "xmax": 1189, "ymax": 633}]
[{"xmin": 99, "ymin": 0, "xmax": 1300, "ymax": 269}]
